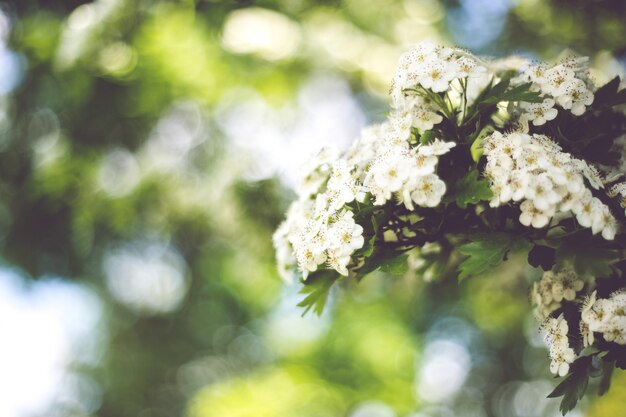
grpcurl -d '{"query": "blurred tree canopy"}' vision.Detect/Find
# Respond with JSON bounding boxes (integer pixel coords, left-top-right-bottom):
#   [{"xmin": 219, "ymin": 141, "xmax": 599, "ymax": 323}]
[{"xmin": 1, "ymin": 0, "xmax": 625, "ymax": 416}]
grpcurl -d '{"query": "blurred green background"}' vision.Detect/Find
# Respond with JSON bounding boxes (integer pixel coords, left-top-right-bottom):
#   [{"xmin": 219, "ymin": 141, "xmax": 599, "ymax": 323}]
[{"xmin": 0, "ymin": 0, "xmax": 625, "ymax": 416}]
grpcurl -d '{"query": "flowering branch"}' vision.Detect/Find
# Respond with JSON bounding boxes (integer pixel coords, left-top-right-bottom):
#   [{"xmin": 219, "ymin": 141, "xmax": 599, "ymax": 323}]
[{"xmin": 273, "ymin": 41, "xmax": 626, "ymax": 413}]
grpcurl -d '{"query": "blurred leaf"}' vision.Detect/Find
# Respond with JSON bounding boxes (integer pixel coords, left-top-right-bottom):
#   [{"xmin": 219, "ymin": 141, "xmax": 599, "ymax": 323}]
[
  {"xmin": 555, "ymin": 240, "xmax": 619, "ymax": 277},
  {"xmin": 593, "ymin": 76, "xmax": 626, "ymax": 108},
  {"xmin": 548, "ymin": 356, "xmax": 592, "ymax": 415},
  {"xmin": 528, "ymin": 244, "xmax": 556, "ymax": 271},
  {"xmin": 297, "ymin": 270, "xmax": 339, "ymax": 316},
  {"xmin": 598, "ymin": 360, "xmax": 614, "ymax": 396},
  {"xmin": 379, "ymin": 255, "xmax": 408, "ymax": 276},
  {"xmin": 458, "ymin": 233, "xmax": 531, "ymax": 281}
]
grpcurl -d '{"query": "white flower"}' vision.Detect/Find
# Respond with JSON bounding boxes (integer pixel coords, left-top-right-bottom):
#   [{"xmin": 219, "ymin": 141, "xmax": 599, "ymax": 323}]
[
  {"xmin": 367, "ymin": 152, "xmax": 411, "ymax": 202},
  {"xmin": 519, "ymin": 200, "xmax": 553, "ymax": 228},
  {"xmin": 525, "ymin": 63, "xmax": 549, "ymax": 85},
  {"xmin": 557, "ymin": 79, "xmax": 594, "ymax": 115},
  {"xmin": 542, "ymin": 315, "xmax": 576, "ymax": 377},
  {"xmin": 508, "ymin": 169, "xmax": 531, "ymax": 201},
  {"xmin": 327, "ymin": 159, "xmax": 360, "ymax": 211},
  {"xmin": 551, "ymin": 267, "xmax": 584, "ymax": 302},
  {"xmin": 413, "ymin": 152, "xmax": 438, "ymax": 176},
  {"xmin": 419, "ymin": 139, "xmax": 456, "ymax": 156},
  {"xmin": 603, "ymin": 317, "xmax": 626, "ymax": 345},
  {"xmin": 411, "ymin": 174, "xmax": 446, "ymax": 207},
  {"xmin": 525, "ymin": 173, "xmax": 560, "ymax": 211},
  {"xmin": 295, "ymin": 242, "xmax": 327, "ymax": 278},
  {"xmin": 582, "ymin": 296, "xmax": 614, "ymax": 333},
  {"xmin": 412, "ymin": 107, "xmax": 443, "ymax": 131},
  {"xmin": 456, "ymin": 56, "xmax": 487, "ymax": 79},
  {"xmin": 580, "ymin": 163, "xmax": 604, "ymax": 190},
  {"xmin": 591, "ymin": 205, "xmax": 618, "ymax": 240},
  {"xmin": 327, "ymin": 210, "xmax": 365, "ymax": 256},
  {"xmin": 550, "ymin": 346, "xmax": 576, "ymax": 376},
  {"xmin": 520, "ymin": 98, "xmax": 558, "ymax": 126},
  {"xmin": 571, "ymin": 190, "xmax": 600, "ymax": 228},
  {"xmin": 419, "ymin": 60, "xmax": 455, "ymax": 93},
  {"xmin": 531, "ymin": 272, "xmax": 560, "ymax": 320},
  {"xmin": 297, "ymin": 147, "xmax": 340, "ymax": 198},
  {"xmin": 542, "ymin": 65, "xmax": 575, "ymax": 97}
]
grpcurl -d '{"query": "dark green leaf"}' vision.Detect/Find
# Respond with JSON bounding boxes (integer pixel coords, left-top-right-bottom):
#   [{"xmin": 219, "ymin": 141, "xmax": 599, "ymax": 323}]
[
  {"xmin": 547, "ymin": 356, "xmax": 592, "ymax": 415},
  {"xmin": 598, "ymin": 360, "xmax": 615, "ymax": 396},
  {"xmin": 297, "ymin": 270, "xmax": 339, "ymax": 316},
  {"xmin": 379, "ymin": 254, "xmax": 408, "ymax": 276},
  {"xmin": 362, "ymin": 233, "xmax": 376, "ymax": 258},
  {"xmin": 555, "ymin": 240, "xmax": 619, "ymax": 277},
  {"xmin": 528, "ymin": 244, "xmax": 556, "ymax": 271},
  {"xmin": 593, "ymin": 76, "xmax": 620, "ymax": 106},
  {"xmin": 487, "ymin": 77, "xmax": 510, "ymax": 99},
  {"xmin": 419, "ymin": 129, "xmax": 437, "ymax": 144},
  {"xmin": 458, "ymin": 233, "xmax": 531, "ymax": 281},
  {"xmin": 482, "ymin": 81, "xmax": 543, "ymax": 105},
  {"xmin": 452, "ymin": 169, "xmax": 493, "ymax": 209}
]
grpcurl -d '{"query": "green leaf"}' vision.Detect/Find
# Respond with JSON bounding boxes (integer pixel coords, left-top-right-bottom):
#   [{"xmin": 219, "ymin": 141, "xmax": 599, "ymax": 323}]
[
  {"xmin": 593, "ymin": 76, "xmax": 620, "ymax": 106},
  {"xmin": 419, "ymin": 129, "xmax": 437, "ymax": 144},
  {"xmin": 362, "ymin": 233, "xmax": 376, "ymax": 258},
  {"xmin": 379, "ymin": 254, "xmax": 408, "ymax": 276},
  {"xmin": 297, "ymin": 270, "xmax": 339, "ymax": 316},
  {"xmin": 555, "ymin": 240, "xmax": 619, "ymax": 277},
  {"xmin": 487, "ymin": 76, "xmax": 510, "ymax": 100},
  {"xmin": 578, "ymin": 346, "xmax": 600, "ymax": 357},
  {"xmin": 598, "ymin": 360, "xmax": 614, "ymax": 396},
  {"xmin": 452, "ymin": 169, "xmax": 493, "ymax": 209},
  {"xmin": 590, "ymin": 76, "xmax": 626, "ymax": 108},
  {"xmin": 470, "ymin": 136, "xmax": 484, "ymax": 162},
  {"xmin": 482, "ymin": 81, "xmax": 543, "ymax": 105},
  {"xmin": 547, "ymin": 356, "xmax": 592, "ymax": 415},
  {"xmin": 458, "ymin": 233, "xmax": 531, "ymax": 281},
  {"xmin": 528, "ymin": 244, "xmax": 556, "ymax": 271}
]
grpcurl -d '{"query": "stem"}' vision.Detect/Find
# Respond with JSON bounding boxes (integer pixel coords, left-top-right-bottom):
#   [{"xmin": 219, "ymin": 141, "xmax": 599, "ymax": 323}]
[{"xmin": 462, "ymin": 77, "xmax": 468, "ymax": 123}]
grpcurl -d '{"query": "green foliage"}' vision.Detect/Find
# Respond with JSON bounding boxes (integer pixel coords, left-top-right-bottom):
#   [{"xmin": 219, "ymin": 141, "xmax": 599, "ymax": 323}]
[
  {"xmin": 547, "ymin": 354, "xmax": 617, "ymax": 415},
  {"xmin": 482, "ymin": 81, "xmax": 544, "ymax": 105},
  {"xmin": 598, "ymin": 360, "xmax": 615, "ymax": 396},
  {"xmin": 592, "ymin": 76, "xmax": 626, "ymax": 108},
  {"xmin": 548, "ymin": 356, "xmax": 593, "ymax": 415},
  {"xmin": 458, "ymin": 233, "xmax": 531, "ymax": 281},
  {"xmin": 450, "ymin": 169, "xmax": 493, "ymax": 209},
  {"xmin": 555, "ymin": 239, "xmax": 619, "ymax": 277},
  {"xmin": 297, "ymin": 271, "xmax": 339, "ymax": 316},
  {"xmin": 419, "ymin": 129, "xmax": 438, "ymax": 144},
  {"xmin": 528, "ymin": 244, "xmax": 557, "ymax": 271},
  {"xmin": 379, "ymin": 254, "xmax": 409, "ymax": 276}
]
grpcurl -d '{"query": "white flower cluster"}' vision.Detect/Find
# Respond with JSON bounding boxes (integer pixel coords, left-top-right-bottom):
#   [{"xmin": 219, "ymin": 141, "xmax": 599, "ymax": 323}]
[
  {"xmin": 484, "ymin": 131, "xmax": 619, "ymax": 239},
  {"xmin": 531, "ymin": 266, "xmax": 585, "ymax": 320},
  {"xmin": 541, "ymin": 314, "xmax": 576, "ymax": 377},
  {"xmin": 581, "ymin": 290, "xmax": 626, "ymax": 346},
  {"xmin": 363, "ymin": 125, "xmax": 454, "ymax": 210},
  {"xmin": 532, "ymin": 267, "xmax": 587, "ymax": 375},
  {"xmin": 273, "ymin": 192, "xmax": 365, "ymax": 281},
  {"xmin": 390, "ymin": 41, "xmax": 488, "ymax": 125},
  {"xmin": 513, "ymin": 57, "xmax": 595, "ymax": 126},
  {"xmin": 273, "ymin": 113, "xmax": 455, "ymax": 281},
  {"xmin": 531, "ymin": 269, "xmax": 626, "ymax": 376},
  {"xmin": 608, "ymin": 180, "xmax": 626, "ymax": 217}
]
